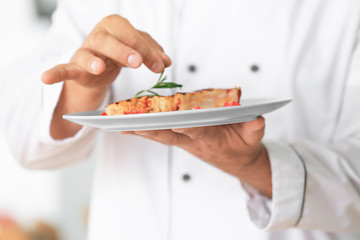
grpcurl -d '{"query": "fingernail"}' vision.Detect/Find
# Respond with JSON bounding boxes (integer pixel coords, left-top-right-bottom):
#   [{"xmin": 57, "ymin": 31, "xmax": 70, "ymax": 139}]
[
  {"xmin": 152, "ymin": 62, "xmax": 158, "ymax": 70},
  {"xmin": 172, "ymin": 129, "xmax": 184, "ymax": 133},
  {"xmin": 152, "ymin": 62, "xmax": 162, "ymax": 72},
  {"xmin": 127, "ymin": 54, "xmax": 141, "ymax": 68},
  {"xmin": 90, "ymin": 59, "xmax": 101, "ymax": 72},
  {"xmin": 41, "ymin": 72, "xmax": 52, "ymax": 84}
]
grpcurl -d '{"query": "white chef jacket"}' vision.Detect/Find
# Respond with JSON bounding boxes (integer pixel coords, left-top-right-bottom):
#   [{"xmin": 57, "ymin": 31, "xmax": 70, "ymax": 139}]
[{"xmin": 1, "ymin": 0, "xmax": 360, "ymax": 239}]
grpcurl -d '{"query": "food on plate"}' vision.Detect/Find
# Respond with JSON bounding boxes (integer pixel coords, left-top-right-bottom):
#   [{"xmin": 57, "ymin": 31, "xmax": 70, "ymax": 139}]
[{"xmin": 102, "ymin": 87, "xmax": 241, "ymax": 115}]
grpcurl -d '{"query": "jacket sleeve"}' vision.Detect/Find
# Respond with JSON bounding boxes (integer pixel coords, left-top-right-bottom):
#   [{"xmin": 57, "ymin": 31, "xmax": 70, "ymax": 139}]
[
  {"xmin": 245, "ymin": 31, "xmax": 360, "ymax": 233},
  {"xmin": 0, "ymin": 0, "xmax": 113, "ymax": 169}
]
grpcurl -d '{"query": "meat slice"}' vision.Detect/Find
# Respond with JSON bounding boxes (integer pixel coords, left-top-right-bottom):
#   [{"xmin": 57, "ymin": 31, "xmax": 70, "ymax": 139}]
[{"xmin": 104, "ymin": 87, "xmax": 241, "ymax": 115}]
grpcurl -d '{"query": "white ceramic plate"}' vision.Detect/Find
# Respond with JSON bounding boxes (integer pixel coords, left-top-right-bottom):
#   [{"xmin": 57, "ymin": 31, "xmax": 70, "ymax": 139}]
[{"xmin": 63, "ymin": 98, "xmax": 291, "ymax": 131}]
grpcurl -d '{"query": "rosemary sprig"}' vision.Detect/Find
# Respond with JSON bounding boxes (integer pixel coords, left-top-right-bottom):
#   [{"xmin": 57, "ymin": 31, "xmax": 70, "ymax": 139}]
[{"xmin": 135, "ymin": 60, "xmax": 182, "ymax": 97}]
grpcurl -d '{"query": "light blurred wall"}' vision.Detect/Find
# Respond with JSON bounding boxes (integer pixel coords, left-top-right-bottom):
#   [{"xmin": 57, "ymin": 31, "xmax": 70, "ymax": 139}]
[
  {"xmin": 0, "ymin": 0, "xmax": 52, "ymax": 69},
  {"xmin": 0, "ymin": 0, "xmax": 59, "ymax": 223},
  {"xmin": 0, "ymin": 1, "xmax": 94, "ymax": 240}
]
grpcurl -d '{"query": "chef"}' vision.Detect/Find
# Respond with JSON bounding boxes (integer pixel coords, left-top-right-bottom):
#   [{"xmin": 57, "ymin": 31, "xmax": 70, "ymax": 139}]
[{"xmin": 1, "ymin": 0, "xmax": 360, "ymax": 239}]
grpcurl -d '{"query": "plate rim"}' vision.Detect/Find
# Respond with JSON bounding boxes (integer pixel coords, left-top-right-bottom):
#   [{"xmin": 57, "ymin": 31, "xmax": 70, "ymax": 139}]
[{"xmin": 63, "ymin": 97, "xmax": 292, "ymax": 120}]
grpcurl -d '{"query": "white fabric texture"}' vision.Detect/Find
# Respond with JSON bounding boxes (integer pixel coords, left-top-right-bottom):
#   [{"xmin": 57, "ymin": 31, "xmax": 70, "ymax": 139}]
[{"xmin": 1, "ymin": 0, "xmax": 360, "ymax": 239}]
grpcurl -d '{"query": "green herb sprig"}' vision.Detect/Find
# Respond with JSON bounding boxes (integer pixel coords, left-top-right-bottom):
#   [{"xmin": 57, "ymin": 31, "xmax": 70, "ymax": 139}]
[{"xmin": 135, "ymin": 60, "xmax": 182, "ymax": 97}]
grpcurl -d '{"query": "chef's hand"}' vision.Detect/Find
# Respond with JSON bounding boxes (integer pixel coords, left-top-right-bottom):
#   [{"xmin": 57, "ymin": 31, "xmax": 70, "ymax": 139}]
[
  {"xmin": 124, "ymin": 116, "xmax": 272, "ymax": 198},
  {"xmin": 41, "ymin": 14, "xmax": 171, "ymax": 139}
]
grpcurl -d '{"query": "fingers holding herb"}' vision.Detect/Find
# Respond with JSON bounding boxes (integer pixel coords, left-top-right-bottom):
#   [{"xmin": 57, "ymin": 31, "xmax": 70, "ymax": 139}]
[
  {"xmin": 135, "ymin": 60, "xmax": 182, "ymax": 97},
  {"xmin": 43, "ymin": 14, "xmax": 171, "ymax": 88},
  {"xmin": 92, "ymin": 15, "xmax": 167, "ymax": 73},
  {"xmin": 44, "ymin": 14, "xmax": 172, "ymax": 139},
  {"xmin": 138, "ymin": 31, "xmax": 172, "ymax": 68}
]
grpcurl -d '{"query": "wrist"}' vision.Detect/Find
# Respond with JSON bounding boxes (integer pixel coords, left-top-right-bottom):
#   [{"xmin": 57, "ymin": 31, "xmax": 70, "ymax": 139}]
[
  {"xmin": 236, "ymin": 145, "xmax": 273, "ymax": 198},
  {"xmin": 50, "ymin": 81, "xmax": 109, "ymax": 140}
]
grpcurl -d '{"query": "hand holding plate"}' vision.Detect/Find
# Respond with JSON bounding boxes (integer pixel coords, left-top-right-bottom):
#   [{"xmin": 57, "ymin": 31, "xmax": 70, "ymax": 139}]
[{"xmin": 129, "ymin": 116, "xmax": 272, "ymax": 198}]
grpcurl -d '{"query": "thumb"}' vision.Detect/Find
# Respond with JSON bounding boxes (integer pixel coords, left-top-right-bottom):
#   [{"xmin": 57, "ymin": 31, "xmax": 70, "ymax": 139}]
[
  {"xmin": 239, "ymin": 116, "xmax": 265, "ymax": 146},
  {"xmin": 41, "ymin": 64, "xmax": 82, "ymax": 85}
]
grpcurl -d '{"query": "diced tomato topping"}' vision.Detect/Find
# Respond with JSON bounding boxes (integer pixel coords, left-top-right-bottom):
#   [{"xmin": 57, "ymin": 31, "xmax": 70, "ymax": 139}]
[
  {"xmin": 101, "ymin": 111, "xmax": 107, "ymax": 116},
  {"xmin": 192, "ymin": 105, "xmax": 201, "ymax": 110},
  {"xmin": 124, "ymin": 109, "xmax": 147, "ymax": 115},
  {"xmin": 223, "ymin": 101, "xmax": 241, "ymax": 107},
  {"xmin": 175, "ymin": 98, "xmax": 181, "ymax": 110}
]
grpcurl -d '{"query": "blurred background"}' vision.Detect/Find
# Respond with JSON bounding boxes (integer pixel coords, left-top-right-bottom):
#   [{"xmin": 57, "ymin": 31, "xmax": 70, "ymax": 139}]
[{"xmin": 0, "ymin": 1, "xmax": 96, "ymax": 240}]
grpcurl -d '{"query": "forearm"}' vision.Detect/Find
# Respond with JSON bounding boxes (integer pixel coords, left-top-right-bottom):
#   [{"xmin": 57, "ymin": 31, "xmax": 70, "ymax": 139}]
[{"xmin": 50, "ymin": 81, "xmax": 108, "ymax": 139}]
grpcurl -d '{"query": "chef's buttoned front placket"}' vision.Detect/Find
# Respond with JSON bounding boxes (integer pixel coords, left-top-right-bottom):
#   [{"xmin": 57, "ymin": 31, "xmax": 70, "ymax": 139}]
[
  {"xmin": 166, "ymin": 2, "xmax": 290, "ymax": 238},
  {"xmin": 170, "ymin": 146, "xmax": 267, "ymax": 240}
]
